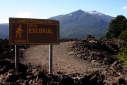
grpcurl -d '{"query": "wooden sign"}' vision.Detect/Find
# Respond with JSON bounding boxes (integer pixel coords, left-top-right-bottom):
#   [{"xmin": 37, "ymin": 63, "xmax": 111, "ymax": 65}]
[{"xmin": 9, "ymin": 18, "xmax": 59, "ymax": 45}]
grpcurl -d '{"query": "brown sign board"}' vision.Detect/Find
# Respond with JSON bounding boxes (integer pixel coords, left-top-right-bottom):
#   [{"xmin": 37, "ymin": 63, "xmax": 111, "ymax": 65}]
[{"xmin": 9, "ymin": 18, "xmax": 59, "ymax": 45}]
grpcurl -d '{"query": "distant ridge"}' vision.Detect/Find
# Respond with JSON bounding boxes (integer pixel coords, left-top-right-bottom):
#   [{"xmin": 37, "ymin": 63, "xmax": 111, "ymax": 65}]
[
  {"xmin": 0, "ymin": 23, "xmax": 9, "ymax": 39},
  {"xmin": 0, "ymin": 10, "xmax": 114, "ymax": 39}
]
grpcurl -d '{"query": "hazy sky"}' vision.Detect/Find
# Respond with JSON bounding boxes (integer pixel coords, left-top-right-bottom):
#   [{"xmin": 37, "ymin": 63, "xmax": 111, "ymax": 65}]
[{"xmin": 0, "ymin": 0, "xmax": 127, "ymax": 23}]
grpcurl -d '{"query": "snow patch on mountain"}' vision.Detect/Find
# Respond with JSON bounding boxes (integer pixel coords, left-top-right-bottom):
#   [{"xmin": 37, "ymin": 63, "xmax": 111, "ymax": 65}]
[
  {"xmin": 88, "ymin": 10, "xmax": 103, "ymax": 16},
  {"xmin": 68, "ymin": 13, "xmax": 72, "ymax": 16}
]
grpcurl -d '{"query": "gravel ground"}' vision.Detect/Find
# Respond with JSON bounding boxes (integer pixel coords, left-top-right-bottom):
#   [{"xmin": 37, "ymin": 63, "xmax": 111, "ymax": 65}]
[{"xmin": 21, "ymin": 42, "xmax": 95, "ymax": 74}]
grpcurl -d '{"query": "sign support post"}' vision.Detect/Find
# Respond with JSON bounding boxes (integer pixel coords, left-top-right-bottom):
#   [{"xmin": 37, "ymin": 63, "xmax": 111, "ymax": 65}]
[
  {"xmin": 49, "ymin": 44, "xmax": 52, "ymax": 73},
  {"xmin": 15, "ymin": 45, "xmax": 19, "ymax": 71}
]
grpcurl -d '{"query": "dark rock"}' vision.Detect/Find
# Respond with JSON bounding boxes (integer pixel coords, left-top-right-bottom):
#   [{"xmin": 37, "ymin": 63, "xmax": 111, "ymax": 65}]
[
  {"xmin": 10, "ymin": 62, "xmax": 28, "ymax": 72},
  {"xmin": 71, "ymin": 35, "xmax": 126, "ymax": 65},
  {"xmin": 37, "ymin": 71, "xmax": 49, "ymax": 81},
  {"xmin": 0, "ymin": 60, "xmax": 12, "ymax": 74},
  {"xmin": 6, "ymin": 69, "xmax": 24, "ymax": 82},
  {"xmin": 61, "ymin": 75, "xmax": 75, "ymax": 85},
  {"xmin": 119, "ymin": 78, "xmax": 125, "ymax": 84},
  {"xmin": 0, "ymin": 60, "xmax": 11, "ymax": 66}
]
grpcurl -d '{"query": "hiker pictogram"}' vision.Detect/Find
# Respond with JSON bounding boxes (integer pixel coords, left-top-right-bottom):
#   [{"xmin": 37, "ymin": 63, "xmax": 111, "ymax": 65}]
[{"xmin": 15, "ymin": 25, "xmax": 23, "ymax": 38}]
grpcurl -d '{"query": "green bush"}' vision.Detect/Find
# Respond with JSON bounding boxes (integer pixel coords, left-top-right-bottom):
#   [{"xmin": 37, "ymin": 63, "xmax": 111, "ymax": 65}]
[
  {"xmin": 117, "ymin": 45, "xmax": 127, "ymax": 66},
  {"xmin": 118, "ymin": 28, "xmax": 127, "ymax": 41}
]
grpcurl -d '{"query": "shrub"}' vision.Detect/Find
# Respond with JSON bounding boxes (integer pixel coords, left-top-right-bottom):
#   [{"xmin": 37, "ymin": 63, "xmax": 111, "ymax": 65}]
[{"xmin": 117, "ymin": 45, "xmax": 127, "ymax": 66}]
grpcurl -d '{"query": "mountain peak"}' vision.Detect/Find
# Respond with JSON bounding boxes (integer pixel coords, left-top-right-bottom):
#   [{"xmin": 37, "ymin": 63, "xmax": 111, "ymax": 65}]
[
  {"xmin": 67, "ymin": 10, "xmax": 84, "ymax": 16},
  {"xmin": 75, "ymin": 9, "xmax": 84, "ymax": 12},
  {"xmin": 70, "ymin": 10, "xmax": 84, "ymax": 15},
  {"xmin": 73, "ymin": 10, "xmax": 84, "ymax": 13}
]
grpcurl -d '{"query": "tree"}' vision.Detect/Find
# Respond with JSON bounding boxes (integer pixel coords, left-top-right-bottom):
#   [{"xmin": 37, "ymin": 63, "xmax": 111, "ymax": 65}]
[
  {"xmin": 118, "ymin": 28, "xmax": 127, "ymax": 41},
  {"xmin": 105, "ymin": 15, "xmax": 127, "ymax": 39}
]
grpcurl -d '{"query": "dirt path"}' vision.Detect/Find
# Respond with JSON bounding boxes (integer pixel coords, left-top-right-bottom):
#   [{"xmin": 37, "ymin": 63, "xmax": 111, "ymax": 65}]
[{"xmin": 21, "ymin": 42, "xmax": 94, "ymax": 74}]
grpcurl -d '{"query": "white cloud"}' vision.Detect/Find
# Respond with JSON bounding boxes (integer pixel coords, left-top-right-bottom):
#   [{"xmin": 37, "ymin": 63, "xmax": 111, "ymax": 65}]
[
  {"xmin": 121, "ymin": 6, "xmax": 127, "ymax": 10},
  {"xmin": 16, "ymin": 12, "xmax": 32, "ymax": 18}
]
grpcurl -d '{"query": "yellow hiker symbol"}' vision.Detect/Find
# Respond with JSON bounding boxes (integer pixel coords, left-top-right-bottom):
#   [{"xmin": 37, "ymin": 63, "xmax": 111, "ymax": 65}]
[{"xmin": 15, "ymin": 25, "xmax": 23, "ymax": 38}]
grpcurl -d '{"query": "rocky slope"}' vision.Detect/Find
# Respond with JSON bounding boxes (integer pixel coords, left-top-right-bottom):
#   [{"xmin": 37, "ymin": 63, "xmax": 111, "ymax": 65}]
[{"xmin": 0, "ymin": 37, "xmax": 127, "ymax": 85}]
